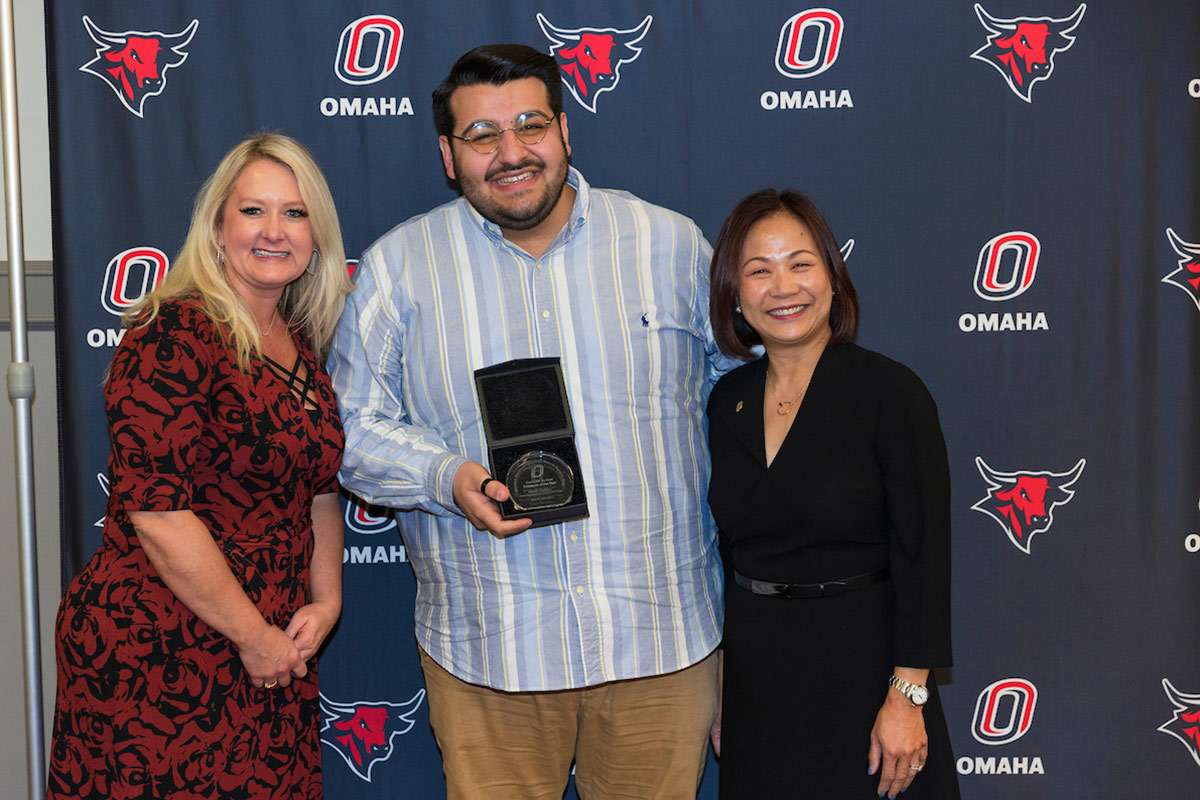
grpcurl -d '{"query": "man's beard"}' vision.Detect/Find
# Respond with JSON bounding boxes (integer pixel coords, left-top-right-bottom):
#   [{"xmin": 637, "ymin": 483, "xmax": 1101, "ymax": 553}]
[{"xmin": 454, "ymin": 152, "xmax": 570, "ymax": 232}]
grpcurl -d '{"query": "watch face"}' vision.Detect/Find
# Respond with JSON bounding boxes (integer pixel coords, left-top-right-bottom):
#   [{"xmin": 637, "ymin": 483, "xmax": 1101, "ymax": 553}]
[{"xmin": 910, "ymin": 686, "xmax": 930, "ymax": 706}]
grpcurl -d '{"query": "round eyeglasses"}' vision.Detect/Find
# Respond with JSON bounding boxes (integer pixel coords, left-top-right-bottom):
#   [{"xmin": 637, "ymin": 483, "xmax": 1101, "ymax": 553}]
[{"xmin": 450, "ymin": 112, "xmax": 557, "ymax": 154}]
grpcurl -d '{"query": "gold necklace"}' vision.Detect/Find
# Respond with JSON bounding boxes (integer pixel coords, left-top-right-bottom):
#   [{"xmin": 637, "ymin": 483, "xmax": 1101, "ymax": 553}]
[
  {"xmin": 256, "ymin": 309, "xmax": 279, "ymax": 338},
  {"xmin": 766, "ymin": 372, "xmax": 810, "ymax": 416}
]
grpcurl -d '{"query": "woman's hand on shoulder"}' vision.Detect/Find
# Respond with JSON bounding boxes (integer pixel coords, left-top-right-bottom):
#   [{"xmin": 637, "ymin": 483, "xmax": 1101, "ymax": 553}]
[
  {"xmin": 285, "ymin": 601, "xmax": 341, "ymax": 662},
  {"xmin": 237, "ymin": 623, "xmax": 307, "ymax": 688},
  {"xmin": 867, "ymin": 690, "xmax": 929, "ymax": 799}
]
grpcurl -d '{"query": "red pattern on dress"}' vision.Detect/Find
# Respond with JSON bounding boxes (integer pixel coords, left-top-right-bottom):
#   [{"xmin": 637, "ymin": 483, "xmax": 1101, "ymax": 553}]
[{"xmin": 48, "ymin": 300, "xmax": 343, "ymax": 800}]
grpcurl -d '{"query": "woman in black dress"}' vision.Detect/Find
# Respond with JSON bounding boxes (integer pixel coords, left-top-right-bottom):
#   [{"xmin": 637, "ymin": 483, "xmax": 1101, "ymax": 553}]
[{"xmin": 706, "ymin": 190, "xmax": 960, "ymax": 799}]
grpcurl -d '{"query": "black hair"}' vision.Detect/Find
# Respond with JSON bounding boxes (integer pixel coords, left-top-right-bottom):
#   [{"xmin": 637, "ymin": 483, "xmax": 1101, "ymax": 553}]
[{"xmin": 432, "ymin": 44, "xmax": 563, "ymax": 137}]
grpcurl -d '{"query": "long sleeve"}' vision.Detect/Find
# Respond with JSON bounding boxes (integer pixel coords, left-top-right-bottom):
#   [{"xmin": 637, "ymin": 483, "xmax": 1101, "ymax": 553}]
[
  {"xmin": 327, "ymin": 173, "xmax": 723, "ymax": 691},
  {"xmin": 875, "ymin": 362, "xmax": 953, "ymax": 667},
  {"xmin": 326, "ymin": 242, "xmax": 467, "ymax": 518}
]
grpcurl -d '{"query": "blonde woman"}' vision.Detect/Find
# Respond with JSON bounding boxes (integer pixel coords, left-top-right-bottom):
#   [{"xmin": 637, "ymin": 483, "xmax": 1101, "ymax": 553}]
[{"xmin": 48, "ymin": 134, "xmax": 353, "ymax": 800}]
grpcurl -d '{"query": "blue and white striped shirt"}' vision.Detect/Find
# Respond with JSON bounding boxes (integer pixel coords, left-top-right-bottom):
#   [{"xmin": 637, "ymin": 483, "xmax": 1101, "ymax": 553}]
[{"xmin": 329, "ymin": 169, "xmax": 726, "ymax": 691}]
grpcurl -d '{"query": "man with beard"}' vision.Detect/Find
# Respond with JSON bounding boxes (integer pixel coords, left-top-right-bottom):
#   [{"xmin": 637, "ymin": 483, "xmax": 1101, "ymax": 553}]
[{"xmin": 329, "ymin": 44, "xmax": 725, "ymax": 799}]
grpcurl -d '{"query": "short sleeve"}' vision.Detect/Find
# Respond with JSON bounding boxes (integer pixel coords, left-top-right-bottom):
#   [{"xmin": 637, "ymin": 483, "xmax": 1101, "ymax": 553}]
[{"xmin": 105, "ymin": 303, "xmax": 214, "ymax": 511}]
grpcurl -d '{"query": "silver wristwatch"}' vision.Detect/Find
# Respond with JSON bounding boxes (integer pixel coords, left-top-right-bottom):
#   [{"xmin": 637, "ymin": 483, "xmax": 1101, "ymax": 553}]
[{"xmin": 888, "ymin": 674, "xmax": 929, "ymax": 706}]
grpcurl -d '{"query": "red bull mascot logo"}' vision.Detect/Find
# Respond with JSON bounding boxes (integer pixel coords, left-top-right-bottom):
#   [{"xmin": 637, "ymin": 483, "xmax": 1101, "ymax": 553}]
[
  {"xmin": 537, "ymin": 14, "xmax": 652, "ymax": 113},
  {"xmin": 972, "ymin": 456, "xmax": 1085, "ymax": 554},
  {"xmin": 970, "ymin": 3, "xmax": 1085, "ymax": 102},
  {"xmin": 80, "ymin": 16, "xmax": 198, "ymax": 118},
  {"xmin": 320, "ymin": 689, "xmax": 426, "ymax": 782},
  {"xmin": 1164, "ymin": 228, "xmax": 1200, "ymax": 313},
  {"xmin": 1159, "ymin": 679, "xmax": 1200, "ymax": 769}
]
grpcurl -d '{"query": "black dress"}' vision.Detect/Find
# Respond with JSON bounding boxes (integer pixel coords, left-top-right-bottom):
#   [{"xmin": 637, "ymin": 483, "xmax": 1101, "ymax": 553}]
[{"xmin": 707, "ymin": 343, "xmax": 960, "ymax": 799}]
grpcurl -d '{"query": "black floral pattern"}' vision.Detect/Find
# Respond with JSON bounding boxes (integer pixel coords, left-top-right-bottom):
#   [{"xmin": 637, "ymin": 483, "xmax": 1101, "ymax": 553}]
[{"xmin": 48, "ymin": 300, "xmax": 342, "ymax": 800}]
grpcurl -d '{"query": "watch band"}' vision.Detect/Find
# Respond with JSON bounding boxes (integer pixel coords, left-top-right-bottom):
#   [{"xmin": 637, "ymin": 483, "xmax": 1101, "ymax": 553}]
[{"xmin": 888, "ymin": 674, "xmax": 930, "ymax": 706}]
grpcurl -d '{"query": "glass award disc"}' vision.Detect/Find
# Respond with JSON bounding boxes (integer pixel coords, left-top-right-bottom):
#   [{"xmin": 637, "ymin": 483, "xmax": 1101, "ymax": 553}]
[{"xmin": 507, "ymin": 451, "xmax": 575, "ymax": 511}]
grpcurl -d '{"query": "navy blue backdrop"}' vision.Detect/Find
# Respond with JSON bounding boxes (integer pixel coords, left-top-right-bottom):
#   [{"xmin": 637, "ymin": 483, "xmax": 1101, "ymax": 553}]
[{"xmin": 47, "ymin": 2, "xmax": 1200, "ymax": 797}]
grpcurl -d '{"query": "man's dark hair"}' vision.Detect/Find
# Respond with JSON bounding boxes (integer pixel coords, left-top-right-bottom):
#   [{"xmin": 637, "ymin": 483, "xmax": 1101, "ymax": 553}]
[{"xmin": 433, "ymin": 44, "xmax": 564, "ymax": 137}]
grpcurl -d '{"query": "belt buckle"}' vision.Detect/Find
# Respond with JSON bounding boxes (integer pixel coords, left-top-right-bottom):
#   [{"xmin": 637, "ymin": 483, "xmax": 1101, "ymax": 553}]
[
  {"xmin": 780, "ymin": 582, "xmax": 815, "ymax": 599},
  {"xmin": 748, "ymin": 577, "xmax": 789, "ymax": 598}
]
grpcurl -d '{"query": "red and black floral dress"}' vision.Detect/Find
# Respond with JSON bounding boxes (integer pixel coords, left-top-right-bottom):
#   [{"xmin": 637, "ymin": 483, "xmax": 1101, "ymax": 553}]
[{"xmin": 48, "ymin": 299, "xmax": 343, "ymax": 800}]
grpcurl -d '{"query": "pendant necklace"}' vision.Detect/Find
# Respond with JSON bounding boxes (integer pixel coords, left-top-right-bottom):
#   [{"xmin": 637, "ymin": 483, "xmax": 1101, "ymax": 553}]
[
  {"xmin": 767, "ymin": 372, "xmax": 810, "ymax": 416},
  {"xmin": 256, "ymin": 309, "xmax": 279, "ymax": 338}
]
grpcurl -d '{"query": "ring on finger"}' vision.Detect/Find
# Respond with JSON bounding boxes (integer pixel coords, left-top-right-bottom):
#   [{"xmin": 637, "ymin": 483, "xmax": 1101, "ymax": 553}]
[
  {"xmin": 909, "ymin": 763, "xmax": 923, "ymax": 772},
  {"xmin": 479, "ymin": 477, "xmax": 494, "ymax": 494},
  {"xmin": 263, "ymin": 679, "xmax": 278, "ymax": 689}
]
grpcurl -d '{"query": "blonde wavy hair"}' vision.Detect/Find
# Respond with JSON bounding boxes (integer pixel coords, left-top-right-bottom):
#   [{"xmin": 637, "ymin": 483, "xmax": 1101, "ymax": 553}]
[{"xmin": 125, "ymin": 133, "xmax": 353, "ymax": 367}]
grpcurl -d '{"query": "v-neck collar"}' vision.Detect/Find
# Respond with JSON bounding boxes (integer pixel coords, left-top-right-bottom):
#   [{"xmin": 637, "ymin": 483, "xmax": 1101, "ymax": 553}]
[
  {"xmin": 718, "ymin": 345, "xmax": 837, "ymax": 469},
  {"xmin": 721, "ymin": 358, "xmax": 769, "ymax": 468},
  {"xmin": 255, "ymin": 327, "xmax": 320, "ymax": 416}
]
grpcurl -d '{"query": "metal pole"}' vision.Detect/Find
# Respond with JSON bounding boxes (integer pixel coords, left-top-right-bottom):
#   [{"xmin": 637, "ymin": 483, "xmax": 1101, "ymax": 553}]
[{"xmin": 0, "ymin": 0, "xmax": 45, "ymax": 795}]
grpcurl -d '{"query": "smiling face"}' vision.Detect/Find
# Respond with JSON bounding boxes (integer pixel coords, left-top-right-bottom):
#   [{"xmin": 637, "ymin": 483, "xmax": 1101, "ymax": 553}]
[
  {"xmin": 738, "ymin": 212, "xmax": 834, "ymax": 355},
  {"xmin": 438, "ymin": 77, "xmax": 572, "ymax": 241},
  {"xmin": 215, "ymin": 158, "xmax": 313, "ymax": 304}
]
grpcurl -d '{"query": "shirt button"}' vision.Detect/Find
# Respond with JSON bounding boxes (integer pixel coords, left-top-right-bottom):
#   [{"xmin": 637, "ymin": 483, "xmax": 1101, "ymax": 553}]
[
  {"xmin": 570, "ymin": 533, "xmax": 578, "ymax": 542},
  {"xmin": 575, "ymin": 586, "xmax": 584, "ymax": 595},
  {"xmin": 541, "ymin": 310, "xmax": 550, "ymax": 319}
]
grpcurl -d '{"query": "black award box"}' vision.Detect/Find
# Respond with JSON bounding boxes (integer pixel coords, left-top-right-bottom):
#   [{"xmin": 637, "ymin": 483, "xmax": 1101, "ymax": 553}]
[{"xmin": 474, "ymin": 357, "xmax": 589, "ymax": 527}]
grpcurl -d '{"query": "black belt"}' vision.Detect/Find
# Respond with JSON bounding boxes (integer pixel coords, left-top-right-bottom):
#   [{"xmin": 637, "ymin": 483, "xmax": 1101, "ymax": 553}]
[{"xmin": 733, "ymin": 568, "xmax": 890, "ymax": 599}]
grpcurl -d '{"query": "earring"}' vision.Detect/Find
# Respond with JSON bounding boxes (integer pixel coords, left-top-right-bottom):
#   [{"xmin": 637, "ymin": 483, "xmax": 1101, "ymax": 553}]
[
  {"xmin": 307, "ymin": 249, "xmax": 320, "ymax": 275},
  {"xmin": 216, "ymin": 248, "xmax": 224, "ymax": 266},
  {"xmin": 735, "ymin": 303, "xmax": 742, "ymax": 314}
]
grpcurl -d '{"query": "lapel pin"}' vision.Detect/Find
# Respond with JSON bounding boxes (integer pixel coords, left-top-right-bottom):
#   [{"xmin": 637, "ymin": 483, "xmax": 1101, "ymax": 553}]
[{"xmin": 735, "ymin": 400, "xmax": 744, "ymax": 413}]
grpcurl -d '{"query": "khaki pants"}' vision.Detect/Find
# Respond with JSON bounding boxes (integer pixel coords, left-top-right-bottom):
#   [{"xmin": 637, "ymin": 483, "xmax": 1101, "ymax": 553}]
[{"xmin": 418, "ymin": 648, "xmax": 718, "ymax": 800}]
